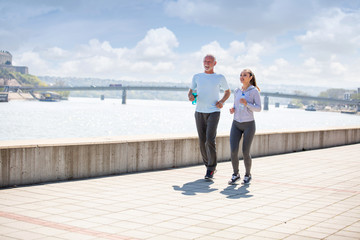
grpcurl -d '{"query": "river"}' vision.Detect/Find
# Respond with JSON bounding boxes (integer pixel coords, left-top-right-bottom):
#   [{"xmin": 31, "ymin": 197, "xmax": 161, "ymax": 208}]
[{"xmin": 1, "ymin": 97, "xmax": 359, "ymax": 141}]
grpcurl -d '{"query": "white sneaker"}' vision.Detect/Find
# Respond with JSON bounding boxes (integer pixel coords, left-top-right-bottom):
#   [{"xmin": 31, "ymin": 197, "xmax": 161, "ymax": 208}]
[
  {"xmin": 228, "ymin": 173, "xmax": 240, "ymax": 185},
  {"xmin": 243, "ymin": 175, "xmax": 252, "ymax": 184}
]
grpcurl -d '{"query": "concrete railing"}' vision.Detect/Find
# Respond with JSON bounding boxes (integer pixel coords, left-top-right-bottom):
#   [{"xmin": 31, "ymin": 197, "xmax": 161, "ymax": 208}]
[{"xmin": 1, "ymin": 127, "xmax": 359, "ymax": 188}]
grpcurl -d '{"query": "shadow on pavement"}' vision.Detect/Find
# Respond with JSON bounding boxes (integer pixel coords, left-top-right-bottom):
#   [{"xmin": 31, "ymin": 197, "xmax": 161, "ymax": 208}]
[
  {"xmin": 172, "ymin": 179, "xmax": 218, "ymax": 195},
  {"xmin": 220, "ymin": 184, "xmax": 253, "ymax": 199}
]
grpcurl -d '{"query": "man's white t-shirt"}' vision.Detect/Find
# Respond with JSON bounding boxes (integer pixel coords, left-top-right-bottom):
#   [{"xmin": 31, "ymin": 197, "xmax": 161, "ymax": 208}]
[{"xmin": 191, "ymin": 72, "xmax": 230, "ymax": 113}]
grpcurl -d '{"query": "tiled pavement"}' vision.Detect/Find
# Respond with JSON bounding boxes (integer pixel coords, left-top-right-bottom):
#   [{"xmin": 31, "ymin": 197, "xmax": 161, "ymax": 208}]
[{"xmin": 0, "ymin": 143, "xmax": 359, "ymax": 240}]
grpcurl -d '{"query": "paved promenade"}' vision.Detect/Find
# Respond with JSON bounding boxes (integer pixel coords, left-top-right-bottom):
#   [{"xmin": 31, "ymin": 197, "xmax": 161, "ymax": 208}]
[{"xmin": 1, "ymin": 143, "xmax": 359, "ymax": 240}]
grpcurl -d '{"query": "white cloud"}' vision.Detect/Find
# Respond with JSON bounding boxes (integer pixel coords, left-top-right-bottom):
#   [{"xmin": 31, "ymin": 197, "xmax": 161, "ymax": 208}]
[
  {"xmin": 330, "ymin": 61, "xmax": 347, "ymax": 75},
  {"xmin": 296, "ymin": 8, "xmax": 360, "ymax": 58},
  {"xmin": 275, "ymin": 58, "xmax": 289, "ymax": 67},
  {"xmin": 14, "ymin": 23, "xmax": 359, "ymax": 89},
  {"xmin": 14, "ymin": 27, "xmax": 179, "ymax": 80},
  {"xmin": 40, "ymin": 47, "xmax": 71, "ymax": 60},
  {"xmin": 303, "ymin": 58, "xmax": 323, "ymax": 74},
  {"xmin": 242, "ymin": 43, "xmax": 264, "ymax": 64},
  {"xmin": 286, "ymin": 7, "xmax": 360, "ymax": 87},
  {"xmin": 162, "ymin": 1, "xmax": 360, "ymax": 88},
  {"xmin": 164, "ymin": 0, "xmax": 337, "ymax": 40},
  {"xmin": 134, "ymin": 27, "xmax": 179, "ymax": 59},
  {"xmin": 77, "ymin": 39, "xmax": 122, "ymax": 58},
  {"xmin": 14, "ymin": 51, "xmax": 51, "ymax": 74},
  {"xmin": 58, "ymin": 61, "xmax": 81, "ymax": 76},
  {"xmin": 8, "ymin": 1, "xmax": 360, "ymax": 89},
  {"xmin": 229, "ymin": 41, "xmax": 246, "ymax": 55}
]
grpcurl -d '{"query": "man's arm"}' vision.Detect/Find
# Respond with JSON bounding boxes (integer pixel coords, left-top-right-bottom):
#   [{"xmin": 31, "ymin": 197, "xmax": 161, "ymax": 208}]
[
  {"xmin": 216, "ymin": 89, "xmax": 231, "ymax": 108},
  {"xmin": 188, "ymin": 89, "xmax": 195, "ymax": 101}
]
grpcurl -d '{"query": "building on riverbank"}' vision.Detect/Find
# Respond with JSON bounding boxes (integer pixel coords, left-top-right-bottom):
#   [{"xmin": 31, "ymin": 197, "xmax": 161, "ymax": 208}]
[
  {"xmin": 0, "ymin": 50, "xmax": 28, "ymax": 74},
  {"xmin": 0, "ymin": 50, "xmax": 33, "ymax": 101}
]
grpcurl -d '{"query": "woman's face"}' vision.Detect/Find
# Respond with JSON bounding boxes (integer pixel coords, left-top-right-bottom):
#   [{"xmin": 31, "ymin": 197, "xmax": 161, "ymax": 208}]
[{"xmin": 240, "ymin": 71, "xmax": 252, "ymax": 85}]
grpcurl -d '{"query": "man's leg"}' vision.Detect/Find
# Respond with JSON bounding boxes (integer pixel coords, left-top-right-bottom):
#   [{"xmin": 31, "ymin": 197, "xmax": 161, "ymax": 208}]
[
  {"xmin": 205, "ymin": 112, "xmax": 220, "ymax": 171},
  {"xmin": 195, "ymin": 112, "xmax": 208, "ymax": 167}
]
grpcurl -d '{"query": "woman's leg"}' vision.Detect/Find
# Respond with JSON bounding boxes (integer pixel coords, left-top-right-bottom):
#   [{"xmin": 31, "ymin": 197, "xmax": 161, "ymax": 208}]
[
  {"xmin": 242, "ymin": 121, "xmax": 256, "ymax": 176},
  {"xmin": 230, "ymin": 121, "xmax": 243, "ymax": 175}
]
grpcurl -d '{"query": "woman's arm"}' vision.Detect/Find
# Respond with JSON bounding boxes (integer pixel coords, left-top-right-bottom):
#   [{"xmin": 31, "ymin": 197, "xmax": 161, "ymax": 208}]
[{"xmin": 246, "ymin": 90, "xmax": 261, "ymax": 112}]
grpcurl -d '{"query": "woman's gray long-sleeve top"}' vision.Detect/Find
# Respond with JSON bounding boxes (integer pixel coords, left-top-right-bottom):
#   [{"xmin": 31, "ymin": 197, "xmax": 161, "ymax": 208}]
[{"xmin": 233, "ymin": 85, "xmax": 261, "ymax": 123}]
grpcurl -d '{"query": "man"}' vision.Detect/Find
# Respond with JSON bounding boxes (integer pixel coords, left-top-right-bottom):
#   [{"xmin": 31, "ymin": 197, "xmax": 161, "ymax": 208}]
[{"xmin": 188, "ymin": 54, "xmax": 231, "ymax": 179}]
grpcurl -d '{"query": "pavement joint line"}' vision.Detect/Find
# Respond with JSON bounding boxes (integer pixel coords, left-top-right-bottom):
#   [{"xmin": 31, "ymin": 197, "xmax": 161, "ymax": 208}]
[
  {"xmin": 0, "ymin": 144, "xmax": 359, "ymax": 239},
  {"xmin": 0, "ymin": 211, "xmax": 137, "ymax": 240},
  {"xmin": 261, "ymin": 193, "xmax": 360, "ymax": 232},
  {"xmin": 254, "ymin": 180, "xmax": 360, "ymax": 194}
]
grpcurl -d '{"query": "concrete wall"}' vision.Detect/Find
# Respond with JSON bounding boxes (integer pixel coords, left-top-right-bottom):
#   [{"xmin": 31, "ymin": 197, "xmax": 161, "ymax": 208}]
[{"xmin": 1, "ymin": 127, "xmax": 359, "ymax": 188}]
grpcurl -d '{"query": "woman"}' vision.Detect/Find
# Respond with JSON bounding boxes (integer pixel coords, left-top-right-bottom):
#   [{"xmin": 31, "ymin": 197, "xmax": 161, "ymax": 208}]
[{"xmin": 228, "ymin": 69, "xmax": 261, "ymax": 185}]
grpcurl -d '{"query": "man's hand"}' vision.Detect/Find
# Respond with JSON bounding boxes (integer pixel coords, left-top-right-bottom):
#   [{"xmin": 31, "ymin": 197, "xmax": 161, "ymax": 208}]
[
  {"xmin": 216, "ymin": 101, "xmax": 224, "ymax": 109},
  {"xmin": 188, "ymin": 89, "xmax": 195, "ymax": 101},
  {"xmin": 216, "ymin": 89, "xmax": 231, "ymax": 109}
]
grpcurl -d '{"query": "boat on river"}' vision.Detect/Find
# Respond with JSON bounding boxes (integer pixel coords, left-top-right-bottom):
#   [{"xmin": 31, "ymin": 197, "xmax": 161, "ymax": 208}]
[
  {"xmin": 0, "ymin": 93, "xmax": 8, "ymax": 102},
  {"xmin": 305, "ymin": 105, "xmax": 316, "ymax": 111},
  {"xmin": 287, "ymin": 103, "xmax": 300, "ymax": 109},
  {"xmin": 341, "ymin": 110, "xmax": 357, "ymax": 114},
  {"xmin": 39, "ymin": 92, "xmax": 61, "ymax": 102}
]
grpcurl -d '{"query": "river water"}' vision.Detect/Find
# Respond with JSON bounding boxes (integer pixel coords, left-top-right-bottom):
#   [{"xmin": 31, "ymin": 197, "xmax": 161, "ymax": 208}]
[{"xmin": 1, "ymin": 97, "xmax": 359, "ymax": 141}]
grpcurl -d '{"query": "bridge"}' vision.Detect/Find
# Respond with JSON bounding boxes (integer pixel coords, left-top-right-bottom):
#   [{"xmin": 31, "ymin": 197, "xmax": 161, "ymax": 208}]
[
  {"xmin": 259, "ymin": 91, "xmax": 359, "ymax": 110},
  {"xmin": 4, "ymin": 85, "xmax": 359, "ymax": 110},
  {"xmin": 4, "ymin": 85, "xmax": 189, "ymax": 104}
]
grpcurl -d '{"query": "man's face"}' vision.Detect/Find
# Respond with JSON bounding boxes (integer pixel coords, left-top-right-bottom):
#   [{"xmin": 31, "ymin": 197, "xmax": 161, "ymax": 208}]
[{"xmin": 203, "ymin": 56, "xmax": 216, "ymax": 73}]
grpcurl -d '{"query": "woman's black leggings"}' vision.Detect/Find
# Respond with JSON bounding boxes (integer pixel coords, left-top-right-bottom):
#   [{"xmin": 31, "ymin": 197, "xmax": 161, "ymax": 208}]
[{"xmin": 230, "ymin": 120, "xmax": 256, "ymax": 176}]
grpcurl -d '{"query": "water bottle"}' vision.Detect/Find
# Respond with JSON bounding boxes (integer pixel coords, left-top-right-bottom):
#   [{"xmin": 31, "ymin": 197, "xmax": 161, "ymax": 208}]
[
  {"xmin": 239, "ymin": 92, "xmax": 245, "ymax": 110},
  {"xmin": 192, "ymin": 92, "xmax": 197, "ymax": 105}
]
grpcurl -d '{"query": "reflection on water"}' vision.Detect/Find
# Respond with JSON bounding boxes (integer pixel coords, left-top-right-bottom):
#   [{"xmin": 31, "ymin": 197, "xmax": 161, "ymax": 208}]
[{"xmin": 1, "ymin": 98, "xmax": 359, "ymax": 141}]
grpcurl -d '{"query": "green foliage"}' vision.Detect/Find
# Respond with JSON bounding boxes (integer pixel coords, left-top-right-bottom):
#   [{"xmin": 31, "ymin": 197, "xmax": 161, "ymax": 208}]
[
  {"xmin": 0, "ymin": 68, "xmax": 47, "ymax": 87},
  {"xmin": 0, "ymin": 68, "xmax": 15, "ymax": 80},
  {"xmin": 351, "ymin": 93, "xmax": 360, "ymax": 100},
  {"xmin": 319, "ymin": 88, "xmax": 346, "ymax": 99},
  {"xmin": 53, "ymin": 79, "xmax": 70, "ymax": 98},
  {"xmin": 291, "ymin": 90, "xmax": 311, "ymax": 106}
]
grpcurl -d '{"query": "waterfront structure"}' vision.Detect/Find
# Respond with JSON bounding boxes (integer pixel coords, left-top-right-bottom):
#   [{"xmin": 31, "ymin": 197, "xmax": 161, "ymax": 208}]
[
  {"xmin": 0, "ymin": 127, "xmax": 359, "ymax": 188},
  {"xmin": 0, "ymin": 93, "xmax": 8, "ymax": 102},
  {"xmin": 5, "ymin": 85, "xmax": 359, "ymax": 110},
  {"xmin": 0, "ymin": 50, "xmax": 28, "ymax": 74}
]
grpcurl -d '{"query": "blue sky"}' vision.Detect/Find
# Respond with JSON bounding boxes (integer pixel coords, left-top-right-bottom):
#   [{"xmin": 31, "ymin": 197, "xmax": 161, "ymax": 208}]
[{"xmin": 1, "ymin": 0, "xmax": 360, "ymax": 89}]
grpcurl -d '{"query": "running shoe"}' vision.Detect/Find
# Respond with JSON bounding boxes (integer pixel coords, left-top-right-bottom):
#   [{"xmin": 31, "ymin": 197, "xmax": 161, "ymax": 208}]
[
  {"xmin": 205, "ymin": 170, "xmax": 216, "ymax": 179},
  {"xmin": 228, "ymin": 173, "xmax": 240, "ymax": 185},
  {"xmin": 243, "ymin": 175, "xmax": 252, "ymax": 184}
]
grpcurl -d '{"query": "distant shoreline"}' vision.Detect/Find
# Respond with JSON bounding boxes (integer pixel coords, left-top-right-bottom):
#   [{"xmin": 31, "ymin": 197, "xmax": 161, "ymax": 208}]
[{"xmin": 5, "ymin": 93, "xmax": 359, "ymax": 115}]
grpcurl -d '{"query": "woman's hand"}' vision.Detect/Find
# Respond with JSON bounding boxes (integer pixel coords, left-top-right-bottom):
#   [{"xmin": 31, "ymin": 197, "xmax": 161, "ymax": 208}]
[
  {"xmin": 240, "ymin": 98, "xmax": 247, "ymax": 106},
  {"xmin": 229, "ymin": 107, "xmax": 235, "ymax": 114}
]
